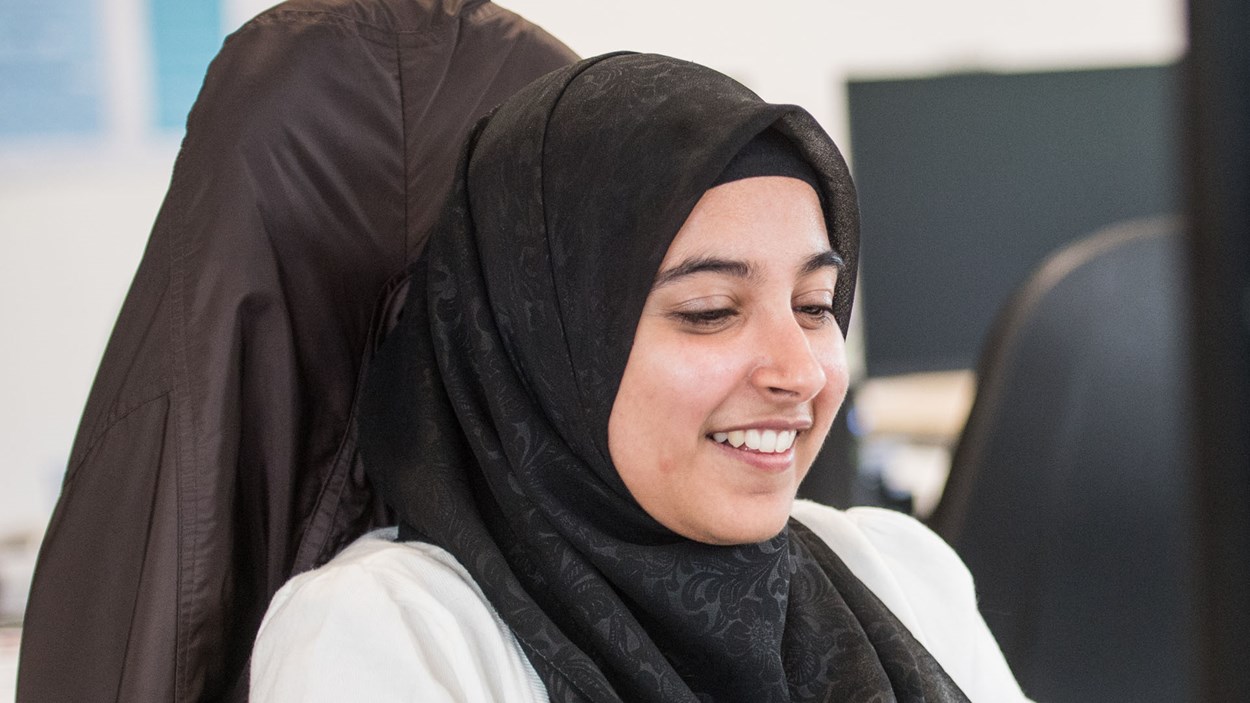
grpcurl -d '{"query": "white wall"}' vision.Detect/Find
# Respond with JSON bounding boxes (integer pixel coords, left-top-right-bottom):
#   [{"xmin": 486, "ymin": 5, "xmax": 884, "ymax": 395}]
[
  {"xmin": 0, "ymin": 0, "xmax": 1185, "ymax": 538},
  {"xmin": 502, "ymin": 0, "xmax": 1184, "ymax": 151}
]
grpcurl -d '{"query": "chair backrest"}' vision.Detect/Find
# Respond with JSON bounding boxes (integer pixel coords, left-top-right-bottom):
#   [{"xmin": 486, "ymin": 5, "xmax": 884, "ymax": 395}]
[
  {"xmin": 930, "ymin": 217, "xmax": 1197, "ymax": 703},
  {"xmin": 17, "ymin": 2, "xmax": 576, "ymax": 701}
]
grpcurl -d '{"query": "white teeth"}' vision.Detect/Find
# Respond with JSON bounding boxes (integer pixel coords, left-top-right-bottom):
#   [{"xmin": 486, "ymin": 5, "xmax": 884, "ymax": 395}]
[{"xmin": 712, "ymin": 429, "xmax": 798, "ymax": 454}]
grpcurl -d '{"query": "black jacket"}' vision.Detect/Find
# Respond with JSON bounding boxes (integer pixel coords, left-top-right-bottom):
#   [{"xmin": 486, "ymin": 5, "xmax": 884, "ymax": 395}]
[{"xmin": 17, "ymin": 2, "xmax": 575, "ymax": 699}]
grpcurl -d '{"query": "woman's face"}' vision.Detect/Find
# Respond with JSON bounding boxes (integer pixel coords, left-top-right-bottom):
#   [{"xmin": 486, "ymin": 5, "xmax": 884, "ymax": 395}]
[{"xmin": 608, "ymin": 176, "xmax": 849, "ymax": 545}]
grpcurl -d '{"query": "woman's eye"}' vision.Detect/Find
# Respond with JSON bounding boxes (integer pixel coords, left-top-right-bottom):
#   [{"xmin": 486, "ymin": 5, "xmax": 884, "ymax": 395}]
[
  {"xmin": 794, "ymin": 303, "xmax": 836, "ymax": 327},
  {"xmin": 671, "ymin": 308, "xmax": 738, "ymax": 329}
]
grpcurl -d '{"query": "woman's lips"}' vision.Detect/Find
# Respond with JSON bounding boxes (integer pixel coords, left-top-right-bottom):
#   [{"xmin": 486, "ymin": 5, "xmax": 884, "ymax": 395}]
[
  {"xmin": 708, "ymin": 432, "xmax": 798, "ymax": 473},
  {"xmin": 710, "ymin": 428, "xmax": 797, "ymax": 453}
]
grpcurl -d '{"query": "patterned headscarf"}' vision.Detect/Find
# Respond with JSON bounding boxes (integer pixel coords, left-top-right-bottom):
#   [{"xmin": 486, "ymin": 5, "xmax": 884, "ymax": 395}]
[{"xmin": 360, "ymin": 52, "xmax": 966, "ymax": 702}]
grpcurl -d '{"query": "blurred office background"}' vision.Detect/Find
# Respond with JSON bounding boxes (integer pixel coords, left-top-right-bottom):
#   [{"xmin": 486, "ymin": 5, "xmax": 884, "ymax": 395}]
[{"xmin": 0, "ymin": 0, "xmax": 1186, "ymax": 698}]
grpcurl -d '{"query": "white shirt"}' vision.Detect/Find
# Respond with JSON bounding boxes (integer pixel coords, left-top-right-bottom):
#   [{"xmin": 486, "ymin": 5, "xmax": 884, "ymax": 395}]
[{"xmin": 251, "ymin": 500, "xmax": 1031, "ymax": 702}]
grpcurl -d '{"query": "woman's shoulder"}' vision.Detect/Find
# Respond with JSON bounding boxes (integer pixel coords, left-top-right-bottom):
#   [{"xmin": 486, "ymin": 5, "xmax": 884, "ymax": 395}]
[
  {"xmin": 265, "ymin": 528, "xmax": 489, "ymax": 607},
  {"xmin": 790, "ymin": 500, "xmax": 1032, "ymax": 703},
  {"xmin": 790, "ymin": 500, "xmax": 975, "ymax": 610},
  {"xmin": 790, "ymin": 499, "xmax": 952, "ymax": 551},
  {"xmin": 251, "ymin": 529, "xmax": 546, "ymax": 702},
  {"xmin": 258, "ymin": 528, "xmax": 497, "ymax": 635}
]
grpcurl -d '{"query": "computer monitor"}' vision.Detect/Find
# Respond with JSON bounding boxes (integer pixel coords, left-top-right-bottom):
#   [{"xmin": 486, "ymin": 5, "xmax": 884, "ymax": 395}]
[{"xmin": 848, "ymin": 65, "xmax": 1180, "ymax": 377}]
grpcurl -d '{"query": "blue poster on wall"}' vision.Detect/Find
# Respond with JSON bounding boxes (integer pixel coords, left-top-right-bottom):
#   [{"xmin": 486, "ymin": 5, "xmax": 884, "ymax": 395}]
[
  {"xmin": 0, "ymin": 0, "xmax": 105, "ymax": 137},
  {"xmin": 149, "ymin": 0, "xmax": 225, "ymax": 131},
  {"xmin": 0, "ymin": 0, "xmax": 226, "ymax": 140}
]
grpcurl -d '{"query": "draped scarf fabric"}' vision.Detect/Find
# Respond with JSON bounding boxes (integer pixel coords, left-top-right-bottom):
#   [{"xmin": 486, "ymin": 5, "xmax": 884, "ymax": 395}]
[{"xmin": 359, "ymin": 53, "xmax": 968, "ymax": 702}]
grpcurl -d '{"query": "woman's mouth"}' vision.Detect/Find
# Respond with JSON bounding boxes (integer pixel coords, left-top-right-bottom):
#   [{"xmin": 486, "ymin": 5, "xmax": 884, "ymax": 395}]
[{"xmin": 709, "ymin": 429, "xmax": 797, "ymax": 453}]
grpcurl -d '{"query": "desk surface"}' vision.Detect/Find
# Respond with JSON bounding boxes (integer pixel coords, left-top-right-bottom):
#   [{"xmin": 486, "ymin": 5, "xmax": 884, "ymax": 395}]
[
  {"xmin": 855, "ymin": 370, "xmax": 976, "ymax": 442},
  {"xmin": 854, "ymin": 370, "xmax": 977, "ymax": 518},
  {"xmin": 1, "ymin": 627, "xmax": 17, "ymax": 701}
]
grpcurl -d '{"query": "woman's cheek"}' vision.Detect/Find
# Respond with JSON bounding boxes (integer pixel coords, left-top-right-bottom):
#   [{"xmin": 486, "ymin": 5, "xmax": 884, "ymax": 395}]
[{"xmin": 652, "ymin": 335, "xmax": 742, "ymax": 389}]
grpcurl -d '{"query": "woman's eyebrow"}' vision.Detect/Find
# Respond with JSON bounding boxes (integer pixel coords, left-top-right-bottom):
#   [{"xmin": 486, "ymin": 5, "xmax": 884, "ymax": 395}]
[
  {"xmin": 652, "ymin": 250, "xmax": 842, "ymax": 289},
  {"xmin": 652, "ymin": 256, "xmax": 754, "ymax": 289},
  {"xmin": 801, "ymin": 250, "xmax": 844, "ymax": 276}
]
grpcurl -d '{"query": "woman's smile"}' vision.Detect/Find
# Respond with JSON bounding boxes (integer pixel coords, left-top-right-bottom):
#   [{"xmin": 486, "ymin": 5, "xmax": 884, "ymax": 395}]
[
  {"xmin": 710, "ymin": 428, "xmax": 800, "ymax": 453},
  {"xmin": 709, "ymin": 433, "xmax": 797, "ymax": 473}
]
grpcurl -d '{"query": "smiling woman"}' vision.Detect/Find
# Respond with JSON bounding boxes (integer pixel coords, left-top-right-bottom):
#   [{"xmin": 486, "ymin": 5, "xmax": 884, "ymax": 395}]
[{"xmin": 250, "ymin": 53, "xmax": 1031, "ymax": 702}]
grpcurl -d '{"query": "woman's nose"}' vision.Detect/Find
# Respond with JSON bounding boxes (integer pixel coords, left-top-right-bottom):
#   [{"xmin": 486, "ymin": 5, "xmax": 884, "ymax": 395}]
[{"xmin": 749, "ymin": 314, "xmax": 827, "ymax": 400}]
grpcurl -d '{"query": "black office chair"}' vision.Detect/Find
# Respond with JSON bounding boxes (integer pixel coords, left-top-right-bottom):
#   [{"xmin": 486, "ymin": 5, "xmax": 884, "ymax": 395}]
[
  {"xmin": 17, "ymin": 2, "xmax": 575, "ymax": 700},
  {"xmin": 929, "ymin": 217, "xmax": 1197, "ymax": 703}
]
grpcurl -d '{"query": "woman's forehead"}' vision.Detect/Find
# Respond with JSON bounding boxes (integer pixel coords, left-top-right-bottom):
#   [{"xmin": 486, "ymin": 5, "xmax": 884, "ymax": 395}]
[{"xmin": 658, "ymin": 176, "xmax": 832, "ymax": 268}]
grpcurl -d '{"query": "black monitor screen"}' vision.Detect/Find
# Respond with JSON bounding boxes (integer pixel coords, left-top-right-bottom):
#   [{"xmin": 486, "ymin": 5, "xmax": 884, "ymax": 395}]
[{"xmin": 848, "ymin": 65, "xmax": 1179, "ymax": 376}]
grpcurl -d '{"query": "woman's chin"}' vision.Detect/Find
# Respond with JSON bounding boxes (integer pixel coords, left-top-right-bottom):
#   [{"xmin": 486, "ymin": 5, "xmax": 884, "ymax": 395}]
[{"xmin": 679, "ymin": 501, "xmax": 796, "ymax": 546}]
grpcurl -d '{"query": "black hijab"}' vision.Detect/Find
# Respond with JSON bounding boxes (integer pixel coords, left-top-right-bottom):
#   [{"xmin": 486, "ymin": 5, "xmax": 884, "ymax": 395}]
[{"xmin": 359, "ymin": 53, "xmax": 967, "ymax": 702}]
